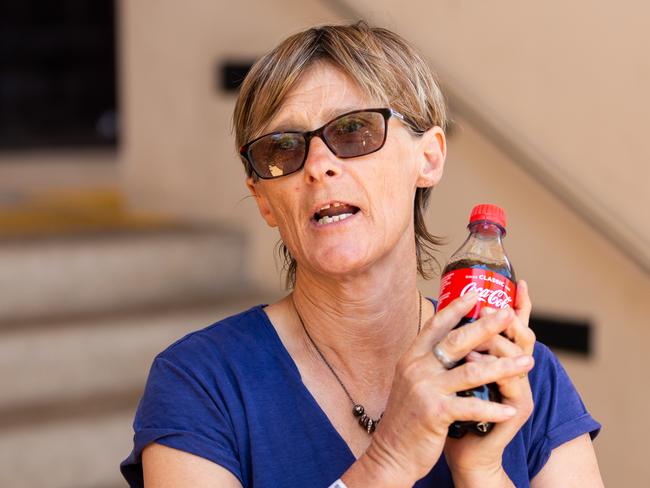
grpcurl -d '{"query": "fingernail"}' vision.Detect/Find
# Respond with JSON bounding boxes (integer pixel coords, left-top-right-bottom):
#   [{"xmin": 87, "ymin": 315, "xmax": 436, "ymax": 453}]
[
  {"xmin": 504, "ymin": 406, "xmax": 517, "ymax": 416},
  {"xmin": 467, "ymin": 350, "xmax": 482, "ymax": 360},
  {"xmin": 515, "ymin": 355, "xmax": 532, "ymax": 367},
  {"xmin": 462, "ymin": 291, "xmax": 477, "ymax": 302},
  {"xmin": 496, "ymin": 308, "xmax": 510, "ymax": 320}
]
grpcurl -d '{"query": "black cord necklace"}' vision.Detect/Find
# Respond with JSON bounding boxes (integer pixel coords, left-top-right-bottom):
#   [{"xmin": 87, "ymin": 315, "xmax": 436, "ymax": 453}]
[{"xmin": 292, "ymin": 292, "xmax": 423, "ymax": 435}]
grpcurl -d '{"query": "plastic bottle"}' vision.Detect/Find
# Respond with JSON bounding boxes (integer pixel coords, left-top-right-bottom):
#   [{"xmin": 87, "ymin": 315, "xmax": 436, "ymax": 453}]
[{"xmin": 437, "ymin": 203, "xmax": 517, "ymax": 438}]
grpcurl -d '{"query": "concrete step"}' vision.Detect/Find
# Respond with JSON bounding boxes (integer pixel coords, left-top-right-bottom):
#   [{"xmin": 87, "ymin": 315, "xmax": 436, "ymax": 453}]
[
  {"xmin": 0, "ymin": 186, "xmax": 167, "ymax": 238},
  {"xmin": 0, "ymin": 225, "xmax": 247, "ymax": 324},
  {"xmin": 0, "ymin": 296, "xmax": 269, "ymax": 424},
  {"xmin": 0, "ymin": 408, "xmax": 135, "ymax": 488},
  {"xmin": 0, "ymin": 297, "xmax": 275, "ymax": 488}
]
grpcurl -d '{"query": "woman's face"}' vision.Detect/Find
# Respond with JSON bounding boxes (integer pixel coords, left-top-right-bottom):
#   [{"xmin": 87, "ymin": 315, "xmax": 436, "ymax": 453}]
[{"xmin": 247, "ymin": 61, "xmax": 446, "ymax": 281}]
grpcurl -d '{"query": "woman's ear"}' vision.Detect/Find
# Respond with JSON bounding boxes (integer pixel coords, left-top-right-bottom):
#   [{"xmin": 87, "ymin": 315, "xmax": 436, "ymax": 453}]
[
  {"xmin": 415, "ymin": 126, "xmax": 446, "ymax": 188},
  {"xmin": 246, "ymin": 178, "xmax": 278, "ymax": 227}
]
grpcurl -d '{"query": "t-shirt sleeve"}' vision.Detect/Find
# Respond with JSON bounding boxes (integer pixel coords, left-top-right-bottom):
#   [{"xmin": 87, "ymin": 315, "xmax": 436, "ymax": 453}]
[
  {"xmin": 120, "ymin": 354, "xmax": 242, "ymax": 487},
  {"xmin": 526, "ymin": 342, "xmax": 601, "ymax": 480}
]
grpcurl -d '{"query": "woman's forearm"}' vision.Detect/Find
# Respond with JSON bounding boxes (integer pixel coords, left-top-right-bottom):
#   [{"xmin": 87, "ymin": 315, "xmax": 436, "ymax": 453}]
[
  {"xmin": 340, "ymin": 446, "xmax": 417, "ymax": 488},
  {"xmin": 342, "ymin": 454, "xmax": 517, "ymax": 488},
  {"xmin": 451, "ymin": 466, "xmax": 515, "ymax": 488}
]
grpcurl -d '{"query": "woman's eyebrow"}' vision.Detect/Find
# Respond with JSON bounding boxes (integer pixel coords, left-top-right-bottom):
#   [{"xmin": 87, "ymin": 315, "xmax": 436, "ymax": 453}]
[
  {"xmin": 320, "ymin": 105, "xmax": 365, "ymax": 124},
  {"xmin": 266, "ymin": 105, "xmax": 364, "ymax": 133}
]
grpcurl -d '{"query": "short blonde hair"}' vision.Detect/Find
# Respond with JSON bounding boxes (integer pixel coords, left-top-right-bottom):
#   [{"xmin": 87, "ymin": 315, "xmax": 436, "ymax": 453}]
[{"xmin": 233, "ymin": 21, "xmax": 447, "ymax": 288}]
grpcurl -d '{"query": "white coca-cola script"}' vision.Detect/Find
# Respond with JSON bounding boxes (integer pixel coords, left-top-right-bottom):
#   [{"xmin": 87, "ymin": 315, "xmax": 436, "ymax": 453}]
[{"xmin": 460, "ymin": 282, "xmax": 513, "ymax": 309}]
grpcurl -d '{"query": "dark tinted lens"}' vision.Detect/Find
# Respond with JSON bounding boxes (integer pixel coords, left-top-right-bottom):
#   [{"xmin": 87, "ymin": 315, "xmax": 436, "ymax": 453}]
[
  {"xmin": 248, "ymin": 133, "xmax": 306, "ymax": 178},
  {"xmin": 322, "ymin": 111, "xmax": 386, "ymax": 158}
]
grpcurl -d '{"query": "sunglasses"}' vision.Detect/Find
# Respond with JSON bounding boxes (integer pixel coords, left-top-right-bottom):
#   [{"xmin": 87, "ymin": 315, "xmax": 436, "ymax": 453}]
[{"xmin": 239, "ymin": 108, "xmax": 417, "ymax": 180}]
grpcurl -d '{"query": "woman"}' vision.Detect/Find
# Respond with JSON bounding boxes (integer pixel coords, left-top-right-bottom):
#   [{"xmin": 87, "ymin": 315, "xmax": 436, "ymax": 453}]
[{"xmin": 121, "ymin": 22, "xmax": 603, "ymax": 487}]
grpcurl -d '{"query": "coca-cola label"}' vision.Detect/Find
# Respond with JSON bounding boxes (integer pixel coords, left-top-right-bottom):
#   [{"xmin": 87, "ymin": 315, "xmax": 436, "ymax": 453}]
[{"xmin": 438, "ymin": 268, "xmax": 516, "ymax": 319}]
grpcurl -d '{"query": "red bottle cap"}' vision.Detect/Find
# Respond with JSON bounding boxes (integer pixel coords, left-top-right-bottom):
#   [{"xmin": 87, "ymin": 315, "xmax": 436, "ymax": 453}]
[{"xmin": 469, "ymin": 204, "xmax": 507, "ymax": 229}]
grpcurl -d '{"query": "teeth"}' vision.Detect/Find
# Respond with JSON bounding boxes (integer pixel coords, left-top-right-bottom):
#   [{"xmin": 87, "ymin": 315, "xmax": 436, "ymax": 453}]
[
  {"xmin": 317, "ymin": 212, "xmax": 353, "ymax": 225},
  {"xmin": 318, "ymin": 202, "xmax": 346, "ymax": 212}
]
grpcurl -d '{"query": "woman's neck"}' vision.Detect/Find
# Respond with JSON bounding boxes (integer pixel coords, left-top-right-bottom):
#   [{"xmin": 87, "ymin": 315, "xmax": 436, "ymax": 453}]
[{"xmin": 288, "ymin": 252, "xmax": 433, "ymax": 394}]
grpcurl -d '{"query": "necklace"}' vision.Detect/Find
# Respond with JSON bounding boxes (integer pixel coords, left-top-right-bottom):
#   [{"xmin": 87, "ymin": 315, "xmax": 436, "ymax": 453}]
[{"xmin": 292, "ymin": 292, "xmax": 423, "ymax": 435}]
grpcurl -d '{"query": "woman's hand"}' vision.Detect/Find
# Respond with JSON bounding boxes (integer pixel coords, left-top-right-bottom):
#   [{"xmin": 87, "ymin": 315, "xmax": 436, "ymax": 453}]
[
  {"xmin": 443, "ymin": 280, "xmax": 536, "ymax": 487},
  {"xmin": 352, "ymin": 290, "xmax": 535, "ymax": 487}
]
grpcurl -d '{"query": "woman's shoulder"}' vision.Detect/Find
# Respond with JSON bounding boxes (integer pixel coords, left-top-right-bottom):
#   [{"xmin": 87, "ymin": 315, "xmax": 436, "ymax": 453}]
[
  {"xmin": 154, "ymin": 304, "xmax": 278, "ymax": 371},
  {"xmin": 528, "ymin": 341, "xmax": 567, "ymax": 384},
  {"xmin": 527, "ymin": 341, "xmax": 575, "ymax": 400},
  {"xmin": 518, "ymin": 340, "xmax": 601, "ymax": 479}
]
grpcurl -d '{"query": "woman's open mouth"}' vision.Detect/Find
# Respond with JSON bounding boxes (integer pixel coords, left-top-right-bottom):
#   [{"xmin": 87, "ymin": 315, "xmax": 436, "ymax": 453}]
[{"xmin": 312, "ymin": 202, "xmax": 361, "ymax": 226}]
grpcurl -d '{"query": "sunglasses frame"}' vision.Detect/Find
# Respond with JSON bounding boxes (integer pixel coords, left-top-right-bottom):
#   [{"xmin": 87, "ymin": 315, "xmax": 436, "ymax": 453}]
[{"xmin": 239, "ymin": 108, "xmax": 412, "ymax": 180}]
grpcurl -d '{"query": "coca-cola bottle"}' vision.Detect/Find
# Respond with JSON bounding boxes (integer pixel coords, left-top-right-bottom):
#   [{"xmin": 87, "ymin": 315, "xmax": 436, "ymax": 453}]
[{"xmin": 437, "ymin": 204, "xmax": 517, "ymax": 438}]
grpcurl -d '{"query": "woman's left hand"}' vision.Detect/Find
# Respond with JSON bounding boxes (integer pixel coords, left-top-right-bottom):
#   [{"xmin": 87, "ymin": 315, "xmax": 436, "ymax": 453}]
[{"xmin": 443, "ymin": 280, "xmax": 536, "ymax": 487}]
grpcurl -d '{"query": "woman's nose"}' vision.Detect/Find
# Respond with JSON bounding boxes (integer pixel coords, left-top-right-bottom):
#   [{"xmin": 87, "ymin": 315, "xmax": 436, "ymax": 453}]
[{"xmin": 302, "ymin": 136, "xmax": 343, "ymax": 182}]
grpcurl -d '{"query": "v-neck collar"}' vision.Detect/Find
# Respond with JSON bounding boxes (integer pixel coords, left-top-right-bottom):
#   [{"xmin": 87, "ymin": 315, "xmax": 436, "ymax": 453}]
[
  {"xmin": 253, "ymin": 298, "xmax": 438, "ymax": 462},
  {"xmin": 254, "ymin": 304, "xmax": 358, "ymax": 461}
]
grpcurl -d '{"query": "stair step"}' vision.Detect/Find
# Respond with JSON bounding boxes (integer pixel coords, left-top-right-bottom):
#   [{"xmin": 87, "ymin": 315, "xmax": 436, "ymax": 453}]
[
  {"xmin": 0, "ymin": 298, "xmax": 273, "ymax": 487},
  {"xmin": 0, "ymin": 226, "xmax": 247, "ymax": 323},
  {"xmin": 0, "ymin": 186, "xmax": 172, "ymax": 238},
  {"xmin": 0, "ymin": 408, "xmax": 135, "ymax": 488},
  {"xmin": 0, "ymin": 297, "xmax": 267, "ymax": 421}
]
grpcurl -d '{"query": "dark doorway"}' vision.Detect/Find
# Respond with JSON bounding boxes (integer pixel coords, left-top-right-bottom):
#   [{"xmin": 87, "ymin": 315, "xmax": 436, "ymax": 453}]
[{"xmin": 0, "ymin": 0, "xmax": 117, "ymax": 149}]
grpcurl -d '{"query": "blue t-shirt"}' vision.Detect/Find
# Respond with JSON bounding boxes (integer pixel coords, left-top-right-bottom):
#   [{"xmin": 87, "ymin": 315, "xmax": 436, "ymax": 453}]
[{"xmin": 120, "ymin": 304, "xmax": 600, "ymax": 487}]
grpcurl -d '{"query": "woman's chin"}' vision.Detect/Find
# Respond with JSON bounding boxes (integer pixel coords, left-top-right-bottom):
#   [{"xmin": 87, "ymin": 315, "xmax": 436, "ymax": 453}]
[{"xmin": 305, "ymin": 247, "xmax": 375, "ymax": 278}]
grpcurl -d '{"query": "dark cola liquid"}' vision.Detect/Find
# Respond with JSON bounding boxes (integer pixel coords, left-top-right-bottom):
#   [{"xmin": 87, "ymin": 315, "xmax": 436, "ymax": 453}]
[
  {"xmin": 443, "ymin": 258, "xmax": 516, "ymax": 282},
  {"xmin": 443, "ymin": 258, "xmax": 516, "ymax": 439}
]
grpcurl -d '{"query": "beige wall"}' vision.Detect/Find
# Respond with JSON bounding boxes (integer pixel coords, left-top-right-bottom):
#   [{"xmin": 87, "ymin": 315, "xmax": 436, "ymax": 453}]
[
  {"xmin": 119, "ymin": 0, "xmax": 342, "ymax": 291},
  {"xmin": 119, "ymin": 1, "xmax": 650, "ymax": 484},
  {"xmin": 355, "ymin": 0, "xmax": 650, "ymax": 270}
]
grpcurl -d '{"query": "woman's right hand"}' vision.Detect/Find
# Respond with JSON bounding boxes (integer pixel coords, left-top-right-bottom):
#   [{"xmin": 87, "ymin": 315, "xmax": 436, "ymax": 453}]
[{"xmin": 352, "ymin": 293, "xmax": 535, "ymax": 487}]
